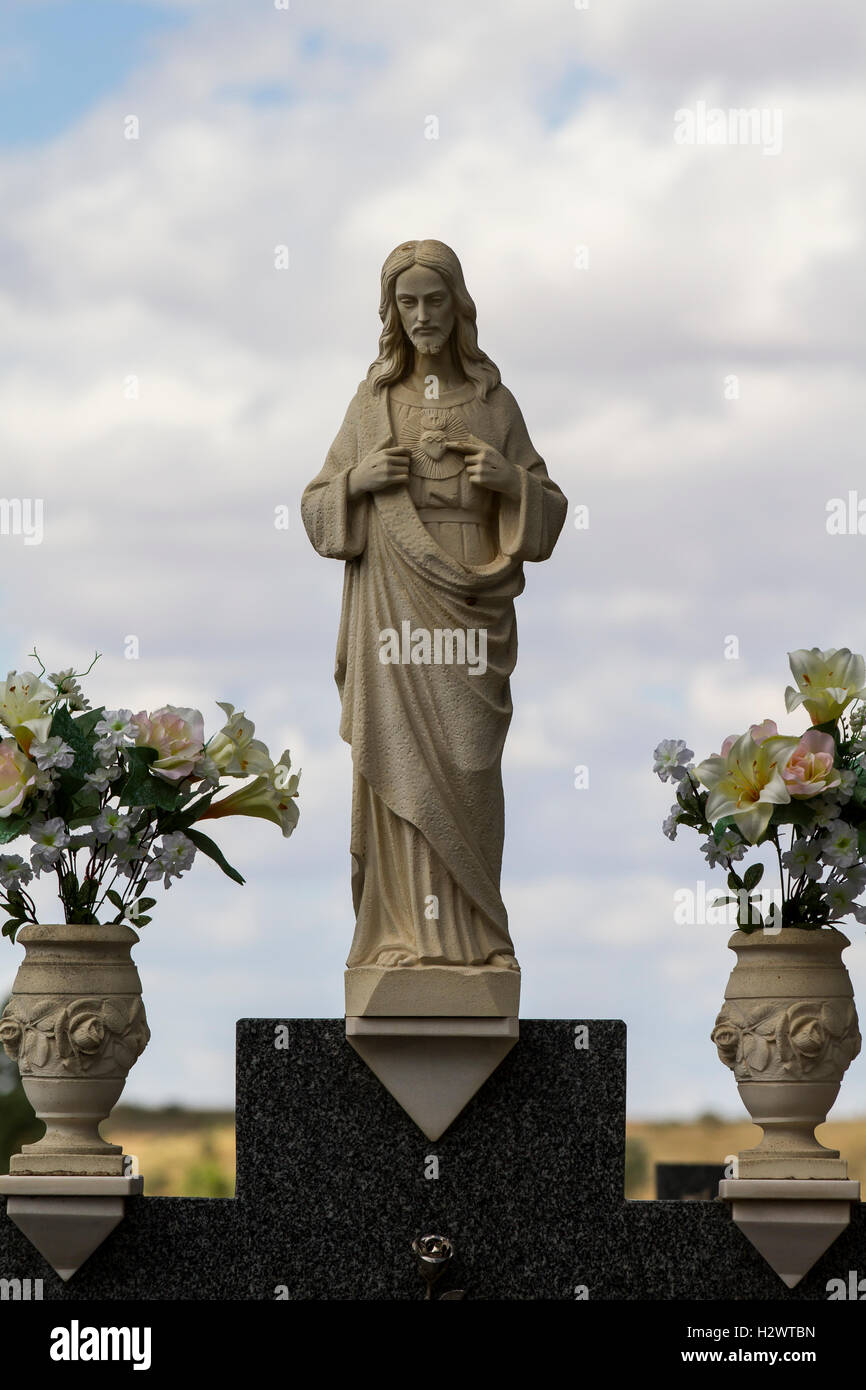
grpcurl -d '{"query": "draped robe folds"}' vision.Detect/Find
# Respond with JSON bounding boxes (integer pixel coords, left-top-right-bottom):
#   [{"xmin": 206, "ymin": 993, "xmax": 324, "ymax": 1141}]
[{"xmin": 301, "ymin": 377, "xmax": 567, "ymax": 968}]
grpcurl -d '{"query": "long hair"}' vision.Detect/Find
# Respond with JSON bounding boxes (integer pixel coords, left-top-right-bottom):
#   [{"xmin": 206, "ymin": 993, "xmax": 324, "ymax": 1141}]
[{"xmin": 366, "ymin": 240, "xmax": 501, "ymax": 400}]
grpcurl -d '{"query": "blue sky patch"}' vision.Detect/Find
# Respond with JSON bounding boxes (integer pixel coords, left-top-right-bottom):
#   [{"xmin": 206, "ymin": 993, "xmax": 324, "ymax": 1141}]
[
  {"xmin": 540, "ymin": 63, "xmax": 616, "ymax": 128},
  {"xmin": 0, "ymin": 0, "xmax": 186, "ymax": 146}
]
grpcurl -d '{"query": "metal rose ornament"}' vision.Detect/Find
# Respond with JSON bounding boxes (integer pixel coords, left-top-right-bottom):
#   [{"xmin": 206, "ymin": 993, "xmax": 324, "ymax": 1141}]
[{"xmin": 412, "ymin": 1234, "xmax": 465, "ymax": 1300}]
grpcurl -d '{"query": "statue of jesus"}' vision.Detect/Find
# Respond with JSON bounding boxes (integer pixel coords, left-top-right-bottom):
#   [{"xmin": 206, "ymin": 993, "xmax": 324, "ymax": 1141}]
[{"xmin": 302, "ymin": 240, "xmax": 567, "ymax": 979}]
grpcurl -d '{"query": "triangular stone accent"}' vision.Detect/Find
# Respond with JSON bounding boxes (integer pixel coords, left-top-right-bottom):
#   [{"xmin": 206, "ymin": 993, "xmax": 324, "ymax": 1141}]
[
  {"xmin": 5, "ymin": 1195, "xmax": 125, "ymax": 1282},
  {"xmin": 719, "ymin": 1178, "xmax": 859, "ymax": 1288},
  {"xmin": 346, "ymin": 1017, "xmax": 518, "ymax": 1140}
]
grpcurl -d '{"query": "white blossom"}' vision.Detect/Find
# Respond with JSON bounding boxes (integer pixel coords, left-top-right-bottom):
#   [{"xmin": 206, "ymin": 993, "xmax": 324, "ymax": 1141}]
[
  {"xmin": 29, "ymin": 817, "xmax": 70, "ymax": 871},
  {"xmin": 92, "ymin": 807, "xmax": 140, "ymax": 845},
  {"xmin": 653, "ymin": 739, "xmax": 694, "ymax": 783},
  {"xmin": 701, "ymin": 830, "xmax": 748, "ymax": 868},
  {"xmin": 84, "ymin": 764, "xmax": 121, "ymax": 790},
  {"xmin": 94, "ymin": 711, "xmax": 137, "ymax": 745},
  {"xmin": 781, "ymin": 837, "xmax": 824, "ymax": 882},
  {"xmin": 822, "ymin": 820, "xmax": 860, "ymax": 870},
  {"xmin": 49, "ymin": 669, "xmax": 90, "ymax": 711},
  {"xmin": 0, "ymin": 853, "xmax": 33, "ymax": 890},
  {"xmin": 29, "ymin": 737, "xmax": 75, "ymax": 772},
  {"xmin": 145, "ymin": 831, "xmax": 196, "ymax": 888}
]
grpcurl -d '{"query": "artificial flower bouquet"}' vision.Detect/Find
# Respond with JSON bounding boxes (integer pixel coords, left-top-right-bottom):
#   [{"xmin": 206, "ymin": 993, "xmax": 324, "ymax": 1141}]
[
  {"xmin": 0, "ymin": 655, "xmax": 299, "ymax": 937},
  {"xmin": 654, "ymin": 647, "xmax": 866, "ymax": 932}
]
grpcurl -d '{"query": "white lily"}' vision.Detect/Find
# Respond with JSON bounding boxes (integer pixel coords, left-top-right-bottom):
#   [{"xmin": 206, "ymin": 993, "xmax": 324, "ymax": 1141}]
[
  {"xmin": 206, "ymin": 701, "xmax": 273, "ymax": 777},
  {"xmin": 199, "ymin": 750, "xmax": 300, "ymax": 838},
  {"xmin": 785, "ymin": 647, "xmax": 866, "ymax": 725},
  {"xmin": 695, "ymin": 730, "xmax": 797, "ymax": 844},
  {"xmin": 0, "ymin": 670, "xmax": 56, "ymax": 752}
]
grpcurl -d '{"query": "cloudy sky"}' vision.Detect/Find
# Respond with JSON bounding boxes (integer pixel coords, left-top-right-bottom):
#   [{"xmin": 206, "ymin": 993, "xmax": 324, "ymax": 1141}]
[{"xmin": 2, "ymin": 0, "xmax": 866, "ymax": 1126}]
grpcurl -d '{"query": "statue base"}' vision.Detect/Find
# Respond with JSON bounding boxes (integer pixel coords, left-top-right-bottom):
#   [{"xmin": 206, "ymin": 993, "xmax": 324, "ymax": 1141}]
[
  {"xmin": 346, "ymin": 1017, "xmax": 518, "ymax": 1141},
  {"xmin": 344, "ymin": 965, "xmax": 520, "ymax": 1017},
  {"xmin": 345, "ymin": 965, "xmax": 520, "ymax": 1139}
]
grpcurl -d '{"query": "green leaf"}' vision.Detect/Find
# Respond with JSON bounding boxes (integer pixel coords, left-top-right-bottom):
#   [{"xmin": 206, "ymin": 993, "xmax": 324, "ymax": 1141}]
[
  {"xmin": 49, "ymin": 704, "xmax": 96, "ymax": 778},
  {"xmin": 107, "ymin": 889, "xmax": 124, "ymax": 910},
  {"xmin": 858, "ymin": 824, "xmax": 866, "ymax": 857},
  {"xmin": 69, "ymin": 785, "xmax": 102, "ymax": 822},
  {"xmin": 4, "ymin": 891, "xmax": 27, "ymax": 921},
  {"xmin": 185, "ymin": 828, "xmax": 245, "ymax": 886},
  {"xmin": 0, "ymin": 813, "xmax": 29, "ymax": 845},
  {"xmin": 134, "ymin": 897, "xmax": 156, "ymax": 911},
  {"xmin": 739, "ymin": 908, "xmax": 763, "ymax": 929},
  {"xmin": 713, "ymin": 817, "xmax": 736, "ymax": 843},
  {"xmin": 160, "ymin": 792, "xmax": 216, "ymax": 834},
  {"xmin": 771, "ymin": 801, "xmax": 815, "ymax": 829},
  {"xmin": 73, "ymin": 706, "xmax": 105, "ymax": 738},
  {"xmin": 134, "ymin": 915, "xmax": 152, "ymax": 927},
  {"xmin": 119, "ymin": 747, "xmax": 183, "ymax": 812},
  {"xmin": 743, "ymin": 863, "xmax": 764, "ymax": 891},
  {"xmin": 727, "ymin": 870, "xmax": 743, "ymax": 891},
  {"xmin": 1, "ymin": 919, "xmax": 20, "ymax": 942}
]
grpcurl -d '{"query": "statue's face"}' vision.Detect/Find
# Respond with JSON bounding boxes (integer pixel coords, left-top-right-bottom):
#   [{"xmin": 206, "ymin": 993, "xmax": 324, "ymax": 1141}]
[{"xmin": 394, "ymin": 265, "xmax": 455, "ymax": 356}]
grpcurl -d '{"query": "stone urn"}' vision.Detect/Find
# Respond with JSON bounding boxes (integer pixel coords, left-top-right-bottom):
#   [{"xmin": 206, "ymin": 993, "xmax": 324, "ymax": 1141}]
[
  {"xmin": 0, "ymin": 922, "xmax": 150, "ymax": 1176},
  {"xmin": 712, "ymin": 928, "xmax": 861, "ymax": 1178}
]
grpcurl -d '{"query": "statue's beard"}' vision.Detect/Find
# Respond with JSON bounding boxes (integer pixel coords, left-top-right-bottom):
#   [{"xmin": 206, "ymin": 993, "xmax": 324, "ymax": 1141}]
[{"xmin": 411, "ymin": 332, "xmax": 444, "ymax": 355}]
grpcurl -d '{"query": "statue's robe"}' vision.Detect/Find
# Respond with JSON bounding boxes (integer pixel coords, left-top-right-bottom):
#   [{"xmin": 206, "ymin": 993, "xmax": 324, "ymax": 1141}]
[{"xmin": 301, "ymin": 376, "xmax": 567, "ymax": 967}]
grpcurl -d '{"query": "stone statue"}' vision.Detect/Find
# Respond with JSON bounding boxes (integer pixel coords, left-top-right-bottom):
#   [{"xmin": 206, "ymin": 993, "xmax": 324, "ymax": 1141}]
[{"xmin": 302, "ymin": 240, "xmax": 567, "ymax": 992}]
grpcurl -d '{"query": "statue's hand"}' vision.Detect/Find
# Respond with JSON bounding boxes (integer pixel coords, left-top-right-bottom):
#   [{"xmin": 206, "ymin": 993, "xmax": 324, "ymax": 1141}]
[
  {"xmin": 447, "ymin": 435, "xmax": 522, "ymax": 499},
  {"xmin": 348, "ymin": 445, "xmax": 410, "ymax": 498}
]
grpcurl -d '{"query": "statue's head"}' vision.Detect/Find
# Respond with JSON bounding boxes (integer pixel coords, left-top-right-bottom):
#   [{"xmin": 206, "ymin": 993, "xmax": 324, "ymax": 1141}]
[{"xmin": 367, "ymin": 240, "xmax": 500, "ymax": 400}]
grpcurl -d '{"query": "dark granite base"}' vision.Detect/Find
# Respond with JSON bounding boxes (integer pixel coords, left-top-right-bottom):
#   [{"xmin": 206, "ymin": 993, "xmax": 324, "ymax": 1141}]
[
  {"xmin": 0, "ymin": 1019, "xmax": 864, "ymax": 1300},
  {"xmin": 656, "ymin": 1163, "xmax": 729, "ymax": 1201}
]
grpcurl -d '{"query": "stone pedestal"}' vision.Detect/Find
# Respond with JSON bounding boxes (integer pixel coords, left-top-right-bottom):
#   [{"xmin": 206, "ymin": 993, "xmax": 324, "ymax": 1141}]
[
  {"xmin": 344, "ymin": 965, "xmax": 521, "ymax": 1139},
  {"xmin": 0, "ymin": 1175, "xmax": 143, "ymax": 1282},
  {"xmin": 719, "ymin": 1178, "xmax": 861, "ymax": 1288},
  {"xmin": 345, "ymin": 965, "xmax": 520, "ymax": 1017}
]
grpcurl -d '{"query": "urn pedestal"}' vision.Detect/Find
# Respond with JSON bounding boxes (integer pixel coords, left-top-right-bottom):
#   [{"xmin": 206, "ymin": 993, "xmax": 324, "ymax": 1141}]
[
  {"xmin": 0, "ymin": 923, "xmax": 150, "ymax": 1176},
  {"xmin": 713, "ymin": 928, "xmax": 862, "ymax": 1286},
  {"xmin": 712, "ymin": 928, "xmax": 861, "ymax": 1179},
  {"xmin": 0, "ymin": 922, "xmax": 150, "ymax": 1280}
]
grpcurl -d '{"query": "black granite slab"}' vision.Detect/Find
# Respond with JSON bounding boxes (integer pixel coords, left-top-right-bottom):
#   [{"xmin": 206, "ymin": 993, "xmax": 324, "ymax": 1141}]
[
  {"xmin": 236, "ymin": 1018, "xmax": 625, "ymax": 1299},
  {"xmin": 656, "ymin": 1163, "xmax": 729, "ymax": 1201},
  {"xmin": 0, "ymin": 1019, "xmax": 864, "ymax": 1300}
]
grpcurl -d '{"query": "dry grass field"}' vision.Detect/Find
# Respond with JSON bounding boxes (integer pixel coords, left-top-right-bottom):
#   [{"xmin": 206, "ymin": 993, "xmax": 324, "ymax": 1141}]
[
  {"xmin": 101, "ymin": 1110, "xmax": 236, "ymax": 1196},
  {"xmin": 626, "ymin": 1116, "xmax": 866, "ymax": 1199},
  {"xmin": 93, "ymin": 1108, "xmax": 866, "ymax": 1200}
]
